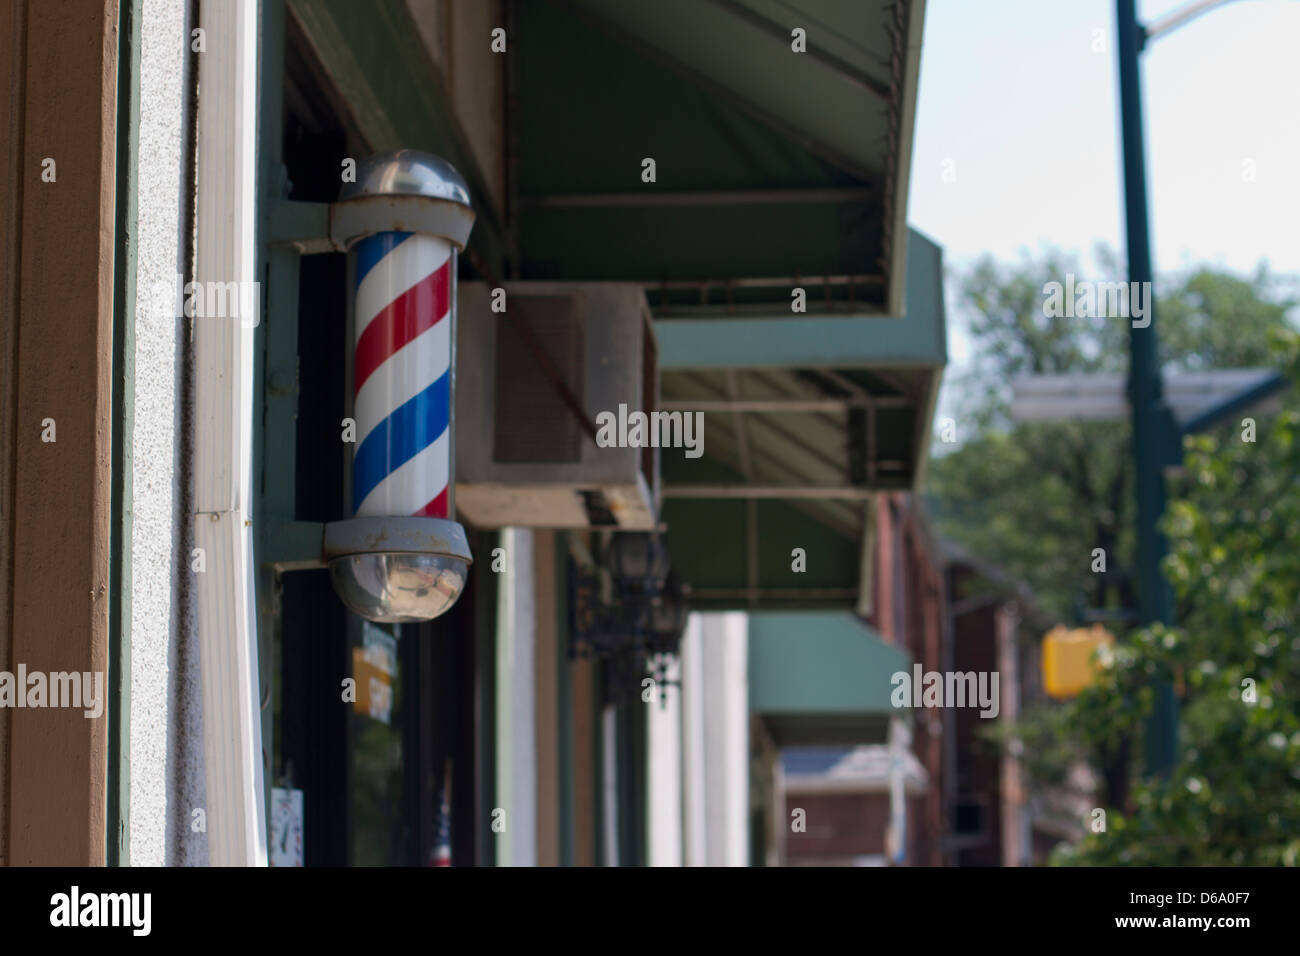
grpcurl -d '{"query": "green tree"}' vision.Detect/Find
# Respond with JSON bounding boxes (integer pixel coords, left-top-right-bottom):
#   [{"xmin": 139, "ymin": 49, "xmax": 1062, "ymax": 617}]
[
  {"xmin": 928, "ymin": 253, "xmax": 1294, "ymax": 620},
  {"xmin": 1059, "ymin": 328, "xmax": 1300, "ymax": 865},
  {"xmin": 926, "ymin": 251, "xmax": 1296, "ymax": 818}
]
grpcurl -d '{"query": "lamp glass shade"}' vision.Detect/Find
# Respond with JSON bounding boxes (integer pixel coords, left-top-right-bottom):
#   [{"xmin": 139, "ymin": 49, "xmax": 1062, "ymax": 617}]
[
  {"xmin": 609, "ymin": 532, "xmax": 670, "ymax": 591},
  {"xmin": 329, "ymin": 551, "xmax": 468, "ymax": 623}
]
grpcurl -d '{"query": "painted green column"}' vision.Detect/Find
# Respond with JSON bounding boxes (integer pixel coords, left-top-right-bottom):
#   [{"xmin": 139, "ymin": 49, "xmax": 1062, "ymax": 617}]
[{"xmin": 1116, "ymin": 0, "xmax": 1178, "ymax": 776}]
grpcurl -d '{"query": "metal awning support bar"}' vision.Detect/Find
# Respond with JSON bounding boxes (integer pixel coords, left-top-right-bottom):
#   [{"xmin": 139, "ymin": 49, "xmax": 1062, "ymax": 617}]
[
  {"xmin": 648, "ymin": 274, "xmax": 884, "ymax": 290},
  {"xmin": 692, "ymin": 588, "xmax": 859, "ymax": 600},
  {"xmin": 267, "ymin": 194, "xmax": 476, "ymax": 255},
  {"xmin": 744, "ymin": 413, "xmax": 847, "ymax": 477},
  {"xmin": 661, "ymin": 397, "xmax": 908, "ymax": 412},
  {"xmin": 520, "ymin": 187, "xmax": 875, "ymax": 208},
  {"xmin": 663, "ymin": 485, "xmax": 875, "ymax": 500},
  {"xmin": 674, "ymin": 370, "xmax": 849, "ymax": 475},
  {"xmin": 703, "ymin": 0, "xmax": 894, "ymax": 99}
]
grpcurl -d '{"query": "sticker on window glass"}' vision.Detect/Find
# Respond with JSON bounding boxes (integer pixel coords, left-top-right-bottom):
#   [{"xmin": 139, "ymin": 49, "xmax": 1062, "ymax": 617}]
[
  {"xmin": 353, "ymin": 624, "xmax": 397, "ymax": 724},
  {"xmin": 270, "ymin": 787, "xmax": 304, "ymax": 867}
]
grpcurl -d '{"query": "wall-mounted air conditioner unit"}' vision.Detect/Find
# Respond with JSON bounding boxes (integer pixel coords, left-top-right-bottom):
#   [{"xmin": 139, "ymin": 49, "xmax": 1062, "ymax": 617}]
[{"xmin": 454, "ymin": 281, "xmax": 659, "ymax": 529}]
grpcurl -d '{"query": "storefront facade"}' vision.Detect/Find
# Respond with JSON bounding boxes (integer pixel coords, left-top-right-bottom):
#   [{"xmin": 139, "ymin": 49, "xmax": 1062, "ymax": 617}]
[{"xmin": 1, "ymin": 0, "xmax": 938, "ymax": 866}]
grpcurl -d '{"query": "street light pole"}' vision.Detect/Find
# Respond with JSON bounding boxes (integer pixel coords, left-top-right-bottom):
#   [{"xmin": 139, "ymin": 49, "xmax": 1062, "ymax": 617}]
[{"xmin": 1115, "ymin": 0, "xmax": 1178, "ymax": 776}]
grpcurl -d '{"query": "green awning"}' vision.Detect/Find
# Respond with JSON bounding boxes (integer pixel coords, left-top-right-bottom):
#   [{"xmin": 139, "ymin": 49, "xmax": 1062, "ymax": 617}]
[
  {"xmin": 287, "ymin": 0, "xmax": 941, "ymax": 611},
  {"xmin": 518, "ymin": 0, "xmax": 926, "ymax": 317},
  {"xmin": 749, "ymin": 611, "xmax": 910, "ymax": 746},
  {"xmin": 661, "ymin": 230, "xmax": 946, "ymax": 610}
]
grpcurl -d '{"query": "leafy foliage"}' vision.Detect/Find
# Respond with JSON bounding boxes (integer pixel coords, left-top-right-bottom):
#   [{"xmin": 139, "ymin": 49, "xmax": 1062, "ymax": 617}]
[
  {"xmin": 1060, "ymin": 329, "xmax": 1300, "ymax": 865},
  {"xmin": 924, "ymin": 251, "xmax": 1300, "ymax": 864},
  {"xmin": 927, "ymin": 253, "xmax": 1295, "ymax": 620}
]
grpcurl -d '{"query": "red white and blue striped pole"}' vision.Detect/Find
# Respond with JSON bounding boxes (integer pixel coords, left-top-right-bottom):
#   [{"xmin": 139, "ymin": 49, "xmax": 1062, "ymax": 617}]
[
  {"xmin": 351, "ymin": 231, "xmax": 454, "ymax": 519},
  {"xmin": 324, "ymin": 150, "xmax": 475, "ymax": 624}
]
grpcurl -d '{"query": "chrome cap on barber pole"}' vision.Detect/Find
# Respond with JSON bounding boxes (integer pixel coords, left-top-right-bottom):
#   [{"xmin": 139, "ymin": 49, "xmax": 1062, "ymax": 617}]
[{"xmin": 324, "ymin": 150, "xmax": 474, "ymax": 623}]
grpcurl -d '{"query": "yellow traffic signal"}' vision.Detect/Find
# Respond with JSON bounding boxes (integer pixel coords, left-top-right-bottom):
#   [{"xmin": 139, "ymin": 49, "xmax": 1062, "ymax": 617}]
[{"xmin": 1042, "ymin": 624, "xmax": 1114, "ymax": 699}]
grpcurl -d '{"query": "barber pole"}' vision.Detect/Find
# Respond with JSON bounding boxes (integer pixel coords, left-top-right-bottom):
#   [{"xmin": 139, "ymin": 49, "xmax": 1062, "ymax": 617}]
[
  {"xmin": 351, "ymin": 231, "xmax": 454, "ymax": 519},
  {"xmin": 323, "ymin": 150, "xmax": 476, "ymax": 625}
]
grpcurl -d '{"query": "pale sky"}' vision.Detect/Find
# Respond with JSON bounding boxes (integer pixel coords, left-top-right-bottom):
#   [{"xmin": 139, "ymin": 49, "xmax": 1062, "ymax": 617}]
[{"xmin": 906, "ymin": 0, "xmax": 1300, "ymax": 374}]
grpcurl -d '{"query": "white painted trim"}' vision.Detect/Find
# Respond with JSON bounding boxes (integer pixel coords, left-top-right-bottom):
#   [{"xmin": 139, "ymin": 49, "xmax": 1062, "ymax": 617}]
[
  {"xmin": 495, "ymin": 527, "xmax": 537, "ymax": 866},
  {"xmin": 680, "ymin": 614, "xmax": 707, "ymax": 866},
  {"xmin": 647, "ymin": 655, "xmax": 682, "ymax": 866},
  {"xmin": 192, "ymin": 0, "xmax": 267, "ymax": 866},
  {"xmin": 686, "ymin": 613, "xmax": 749, "ymax": 867},
  {"xmin": 721, "ymin": 613, "xmax": 749, "ymax": 867}
]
